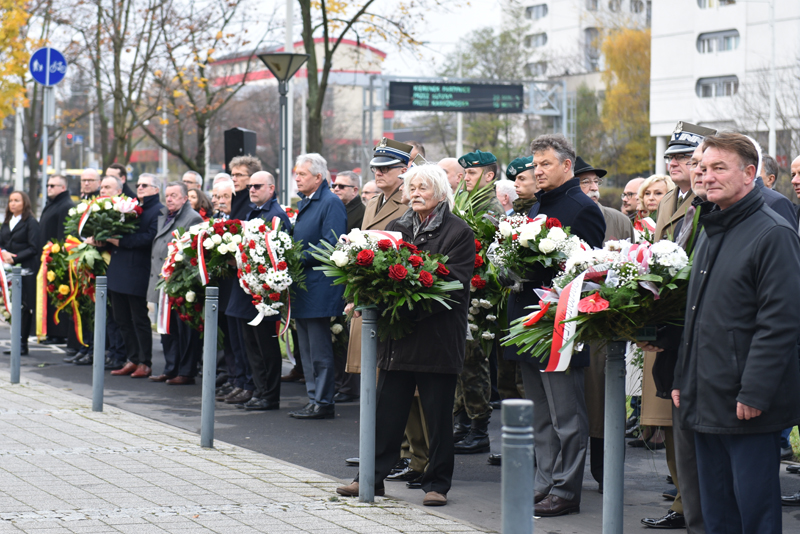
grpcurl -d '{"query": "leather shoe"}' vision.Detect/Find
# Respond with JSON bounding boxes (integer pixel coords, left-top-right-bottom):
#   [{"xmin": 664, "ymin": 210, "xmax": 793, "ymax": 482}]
[
  {"xmin": 3, "ymin": 347, "xmax": 29, "ymax": 356},
  {"xmin": 220, "ymin": 387, "xmax": 243, "ymax": 402},
  {"xmin": 111, "ymin": 362, "xmax": 137, "ymax": 376},
  {"xmin": 345, "ymin": 457, "xmax": 359, "ymax": 466},
  {"xmin": 290, "ymin": 403, "xmax": 335, "ymax": 419},
  {"xmin": 628, "ymin": 437, "xmax": 665, "ymax": 450},
  {"xmin": 534, "ymin": 491, "xmax": 547, "ymax": 504},
  {"xmin": 333, "ymin": 392, "xmax": 358, "ymax": 403},
  {"xmin": 281, "ymin": 367, "xmax": 304, "ymax": 382},
  {"xmin": 149, "ymin": 374, "xmax": 172, "ymax": 382},
  {"xmin": 130, "ymin": 364, "xmax": 151, "ymax": 378},
  {"xmin": 534, "ymin": 495, "xmax": 580, "ymax": 517},
  {"xmin": 74, "ymin": 354, "xmax": 93, "ymax": 365},
  {"xmin": 781, "ymin": 447, "xmax": 794, "ymax": 460},
  {"xmin": 386, "ymin": 466, "xmax": 422, "ymax": 482},
  {"xmin": 215, "ymin": 383, "xmax": 234, "ymax": 398},
  {"xmin": 406, "ymin": 474, "xmax": 423, "ymax": 489},
  {"xmin": 488, "ymin": 453, "xmax": 501, "ymax": 466},
  {"xmin": 666, "ymin": 475, "xmax": 673, "ymax": 485},
  {"xmin": 786, "ymin": 464, "xmax": 800, "ymax": 474},
  {"xmin": 390, "ymin": 458, "xmax": 410, "ymax": 474},
  {"xmin": 105, "ymin": 357, "xmax": 124, "ymax": 371},
  {"xmin": 166, "ymin": 376, "xmax": 195, "ymax": 385},
  {"xmin": 63, "ymin": 352, "xmax": 81, "ymax": 363},
  {"xmin": 662, "ymin": 487, "xmax": 677, "ymax": 501},
  {"xmin": 40, "ymin": 337, "xmax": 66, "ymax": 345},
  {"xmin": 781, "ymin": 490, "xmax": 800, "ymax": 506},
  {"xmin": 641, "ymin": 510, "xmax": 685, "ymax": 528},
  {"xmin": 225, "ymin": 390, "xmax": 253, "ymax": 404},
  {"xmin": 242, "ymin": 398, "xmax": 279, "ymax": 411},
  {"xmin": 423, "ymin": 491, "xmax": 447, "ymax": 506},
  {"xmin": 336, "ymin": 481, "xmax": 384, "ymax": 497}
]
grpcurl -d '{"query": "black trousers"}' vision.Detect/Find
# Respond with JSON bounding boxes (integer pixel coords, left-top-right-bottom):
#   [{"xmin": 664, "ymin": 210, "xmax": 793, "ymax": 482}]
[
  {"xmin": 160, "ymin": 310, "xmax": 201, "ymax": 378},
  {"xmin": 356, "ymin": 370, "xmax": 458, "ymax": 495},
  {"xmin": 239, "ymin": 319, "xmax": 282, "ymax": 403},
  {"xmin": 109, "ymin": 291, "xmax": 152, "ymax": 367}
]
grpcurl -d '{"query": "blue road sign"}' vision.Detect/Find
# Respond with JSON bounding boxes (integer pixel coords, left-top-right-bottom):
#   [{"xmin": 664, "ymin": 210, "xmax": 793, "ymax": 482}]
[
  {"xmin": 74, "ymin": 134, "xmax": 84, "ymax": 145},
  {"xmin": 29, "ymin": 48, "xmax": 68, "ymax": 86}
]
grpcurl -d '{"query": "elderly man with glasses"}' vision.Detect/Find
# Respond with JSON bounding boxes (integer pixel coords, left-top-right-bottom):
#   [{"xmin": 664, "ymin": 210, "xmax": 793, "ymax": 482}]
[{"xmin": 181, "ymin": 171, "xmax": 203, "ymax": 190}]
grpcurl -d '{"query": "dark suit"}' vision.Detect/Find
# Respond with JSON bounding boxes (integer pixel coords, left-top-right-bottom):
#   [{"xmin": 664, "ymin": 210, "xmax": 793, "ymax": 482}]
[
  {"xmin": 39, "ymin": 191, "xmax": 75, "ymax": 339},
  {"xmin": 345, "ymin": 195, "xmax": 365, "ymax": 232},
  {"xmin": 0, "ymin": 215, "xmax": 41, "ymax": 348}
]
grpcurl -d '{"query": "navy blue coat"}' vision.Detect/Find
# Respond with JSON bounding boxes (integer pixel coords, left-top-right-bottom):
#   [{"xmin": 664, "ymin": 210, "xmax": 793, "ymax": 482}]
[
  {"xmin": 227, "ymin": 196, "xmax": 292, "ymax": 321},
  {"xmin": 292, "ymin": 179, "xmax": 347, "ymax": 319},
  {"xmin": 107, "ymin": 194, "xmax": 163, "ymax": 297},
  {"xmin": 504, "ymin": 177, "xmax": 606, "ymax": 368},
  {"xmin": 755, "ymin": 177, "xmax": 796, "ymax": 226}
]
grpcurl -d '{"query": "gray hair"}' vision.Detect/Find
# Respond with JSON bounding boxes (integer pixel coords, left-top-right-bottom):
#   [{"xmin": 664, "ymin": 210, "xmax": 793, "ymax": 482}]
[
  {"xmin": 495, "ymin": 179, "xmax": 518, "ymax": 202},
  {"xmin": 336, "ymin": 170, "xmax": 361, "ymax": 188},
  {"xmin": 139, "ymin": 173, "xmax": 161, "ymax": 192},
  {"xmin": 213, "ymin": 180, "xmax": 235, "ymax": 195},
  {"xmin": 103, "ymin": 175, "xmax": 123, "ymax": 192},
  {"xmin": 295, "ymin": 153, "xmax": 328, "ymax": 178},
  {"xmin": 530, "ymin": 134, "xmax": 576, "ymax": 168},
  {"xmin": 402, "ymin": 164, "xmax": 454, "ymax": 209},
  {"xmin": 183, "ymin": 171, "xmax": 203, "ymax": 187},
  {"xmin": 762, "ymin": 153, "xmax": 778, "ymax": 178},
  {"xmin": 165, "ymin": 181, "xmax": 188, "ymax": 197},
  {"xmin": 213, "ymin": 173, "xmax": 232, "ymax": 186}
]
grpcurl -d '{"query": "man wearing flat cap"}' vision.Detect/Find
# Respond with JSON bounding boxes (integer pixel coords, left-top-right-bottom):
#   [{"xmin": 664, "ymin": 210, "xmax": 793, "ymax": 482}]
[{"xmin": 458, "ymin": 150, "xmax": 504, "ymax": 215}]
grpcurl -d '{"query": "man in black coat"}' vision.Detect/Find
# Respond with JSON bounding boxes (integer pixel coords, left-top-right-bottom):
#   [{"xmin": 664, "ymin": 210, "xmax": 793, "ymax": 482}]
[
  {"xmin": 39, "ymin": 174, "xmax": 74, "ymax": 345},
  {"xmin": 673, "ymin": 133, "xmax": 800, "ymax": 534},
  {"xmin": 99, "ymin": 173, "xmax": 163, "ymax": 379},
  {"xmin": 332, "ymin": 170, "xmax": 365, "ymax": 232},
  {"xmin": 104, "ymin": 163, "xmax": 136, "ymax": 198},
  {"xmin": 504, "ymin": 134, "xmax": 605, "ymax": 517},
  {"xmin": 79, "ymin": 168, "xmax": 101, "ymax": 200}
]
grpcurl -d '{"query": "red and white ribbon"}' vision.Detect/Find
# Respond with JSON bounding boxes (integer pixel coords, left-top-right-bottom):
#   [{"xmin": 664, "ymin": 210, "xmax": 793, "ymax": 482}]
[
  {"xmin": 196, "ymin": 230, "xmax": 210, "ymax": 285},
  {"xmin": 248, "ymin": 217, "xmax": 290, "ymax": 331},
  {"xmin": 546, "ymin": 271, "xmax": 586, "ymax": 373},
  {"xmin": 156, "ymin": 289, "xmax": 171, "ymax": 334},
  {"xmin": 364, "ymin": 229, "xmax": 403, "ymax": 248},
  {"xmin": 0, "ymin": 256, "xmax": 10, "ymax": 316},
  {"xmin": 77, "ymin": 196, "xmax": 110, "ymax": 238}
]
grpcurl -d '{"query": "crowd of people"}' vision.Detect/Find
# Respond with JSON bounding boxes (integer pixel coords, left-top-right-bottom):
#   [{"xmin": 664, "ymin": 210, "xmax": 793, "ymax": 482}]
[{"xmin": 7, "ymin": 125, "xmax": 800, "ymax": 530}]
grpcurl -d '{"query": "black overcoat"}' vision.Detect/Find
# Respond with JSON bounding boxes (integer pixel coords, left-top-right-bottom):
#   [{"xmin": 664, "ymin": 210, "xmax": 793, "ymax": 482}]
[
  {"xmin": 39, "ymin": 191, "xmax": 75, "ymax": 249},
  {"xmin": 0, "ymin": 215, "xmax": 41, "ymax": 273},
  {"xmin": 377, "ymin": 204, "xmax": 475, "ymax": 375},
  {"xmin": 107, "ymin": 194, "xmax": 163, "ymax": 297},
  {"xmin": 673, "ymin": 188, "xmax": 800, "ymax": 434}
]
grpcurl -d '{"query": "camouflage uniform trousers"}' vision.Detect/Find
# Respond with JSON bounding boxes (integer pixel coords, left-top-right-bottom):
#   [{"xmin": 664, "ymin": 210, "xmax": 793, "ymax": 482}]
[{"xmin": 454, "ymin": 338, "xmax": 493, "ymax": 420}]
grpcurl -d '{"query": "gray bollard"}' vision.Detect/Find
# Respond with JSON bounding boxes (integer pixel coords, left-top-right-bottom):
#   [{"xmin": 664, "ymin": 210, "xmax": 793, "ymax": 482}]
[
  {"xmin": 200, "ymin": 287, "xmax": 219, "ymax": 448},
  {"xmin": 603, "ymin": 340, "xmax": 628, "ymax": 534},
  {"xmin": 358, "ymin": 306, "xmax": 378, "ymax": 502},
  {"xmin": 92, "ymin": 276, "xmax": 107, "ymax": 412},
  {"xmin": 501, "ymin": 399, "xmax": 534, "ymax": 534},
  {"xmin": 9, "ymin": 266, "xmax": 21, "ymax": 384}
]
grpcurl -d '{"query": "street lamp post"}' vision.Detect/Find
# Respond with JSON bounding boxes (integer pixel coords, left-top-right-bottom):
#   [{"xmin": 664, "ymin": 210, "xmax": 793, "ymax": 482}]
[{"xmin": 257, "ymin": 52, "xmax": 309, "ymax": 206}]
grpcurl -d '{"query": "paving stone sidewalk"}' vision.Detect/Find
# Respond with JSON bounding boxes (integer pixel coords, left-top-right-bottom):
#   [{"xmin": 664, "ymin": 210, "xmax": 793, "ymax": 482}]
[{"xmin": 0, "ymin": 371, "xmax": 490, "ymax": 534}]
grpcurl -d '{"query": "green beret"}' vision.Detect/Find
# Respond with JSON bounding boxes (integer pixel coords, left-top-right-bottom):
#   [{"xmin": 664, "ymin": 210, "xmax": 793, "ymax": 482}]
[
  {"xmin": 458, "ymin": 150, "xmax": 497, "ymax": 169},
  {"xmin": 506, "ymin": 156, "xmax": 534, "ymax": 178}
]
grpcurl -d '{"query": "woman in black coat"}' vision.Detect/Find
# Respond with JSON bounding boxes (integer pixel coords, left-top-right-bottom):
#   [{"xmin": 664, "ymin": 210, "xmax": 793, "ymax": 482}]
[
  {"xmin": 0, "ymin": 191, "xmax": 41, "ymax": 354},
  {"xmin": 337, "ymin": 165, "xmax": 475, "ymax": 507}
]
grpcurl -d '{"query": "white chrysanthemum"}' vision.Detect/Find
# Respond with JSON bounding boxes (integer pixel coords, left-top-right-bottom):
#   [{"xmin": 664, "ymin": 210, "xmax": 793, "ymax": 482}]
[
  {"xmin": 467, "ymin": 314, "xmax": 474, "ymax": 321},
  {"xmin": 538, "ymin": 238, "xmax": 556, "ymax": 254},
  {"xmin": 468, "ymin": 323, "xmax": 479, "ymax": 331},
  {"xmin": 479, "ymin": 299, "xmax": 492, "ymax": 309},
  {"xmin": 471, "ymin": 299, "xmax": 479, "ymax": 306},
  {"xmin": 486, "ymin": 314, "xmax": 497, "ymax": 321},
  {"xmin": 481, "ymin": 331, "xmax": 496, "ymax": 340},
  {"xmin": 331, "ymin": 323, "xmax": 343, "ymax": 334}
]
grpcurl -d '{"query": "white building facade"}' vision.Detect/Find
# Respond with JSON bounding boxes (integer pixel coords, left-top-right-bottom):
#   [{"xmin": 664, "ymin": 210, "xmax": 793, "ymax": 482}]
[{"xmin": 650, "ymin": 0, "xmax": 800, "ymax": 174}]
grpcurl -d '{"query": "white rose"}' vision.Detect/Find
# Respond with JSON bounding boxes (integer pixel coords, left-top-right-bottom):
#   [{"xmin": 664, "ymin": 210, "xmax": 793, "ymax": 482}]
[
  {"xmin": 499, "ymin": 221, "xmax": 513, "ymax": 237},
  {"xmin": 331, "ymin": 323, "xmax": 343, "ymax": 334},
  {"xmin": 216, "ymin": 243, "xmax": 228, "ymax": 254},
  {"xmin": 481, "ymin": 331, "xmax": 496, "ymax": 340},
  {"xmin": 211, "ymin": 234, "xmax": 222, "ymax": 245},
  {"xmin": 68, "ymin": 208, "xmax": 76, "ymax": 216},
  {"xmin": 174, "ymin": 253, "xmax": 184, "ymax": 262},
  {"xmin": 518, "ymin": 223, "xmax": 542, "ymax": 247},
  {"xmin": 77, "ymin": 203, "xmax": 87, "ymax": 214},
  {"xmin": 223, "ymin": 232, "xmax": 232, "ymax": 242},
  {"xmin": 547, "ymin": 227, "xmax": 567, "ymax": 241},
  {"xmin": 185, "ymin": 291, "xmax": 196, "ymax": 303},
  {"xmin": 91, "ymin": 203, "xmax": 101, "ymax": 212},
  {"xmin": 203, "ymin": 238, "xmax": 214, "ymax": 250},
  {"xmin": 331, "ymin": 250, "xmax": 349, "ymax": 268},
  {"xmin": 232, "ymin": 234, "xmax": 242, "ymax": 244},
  {"xmin": 104, "ymin": 201, "xmax": 113, "ymax": 210},
  {"xmin": 539, "ymin": 238, "xmax": 556, "ymax": 254}
]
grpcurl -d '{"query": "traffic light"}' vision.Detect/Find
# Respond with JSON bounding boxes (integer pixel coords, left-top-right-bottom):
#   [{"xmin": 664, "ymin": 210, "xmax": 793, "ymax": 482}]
[{"xmin": 65, "ymin": 132, "xmax": 74, "ymax": 147}]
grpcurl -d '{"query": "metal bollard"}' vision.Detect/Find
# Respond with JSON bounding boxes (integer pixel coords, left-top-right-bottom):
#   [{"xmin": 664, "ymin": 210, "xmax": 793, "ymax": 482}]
[
  {"xmin": 501, "ymin": 399, "xmax": 534, "ymax": 534},
  {"xmin": 9, "ymin": 266, "xmax": 21, "ymax": 384},
  {"xmin": 92, "ymin": 276, "xmax": 107, "ymax": 412},
  {"xmin": 358, "ymin": 306, "xmax": 378, "ymax": 502},
  {"xmin": 603, "ymin": 340, "xmax": 628, "ymax": 534},
  {"xmin": 200, "ymin": 287, "xmax": 219, "ymax": 448}
]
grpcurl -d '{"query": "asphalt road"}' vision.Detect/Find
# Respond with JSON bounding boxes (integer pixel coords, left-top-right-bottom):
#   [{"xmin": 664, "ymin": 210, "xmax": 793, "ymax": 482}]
[{"xmin": 3, "ymin": 331, "xmax": 800, "ymax": 533}]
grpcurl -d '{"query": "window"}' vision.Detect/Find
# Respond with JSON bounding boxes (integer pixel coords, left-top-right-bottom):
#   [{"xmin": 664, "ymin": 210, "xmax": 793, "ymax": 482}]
[
  {"xmin": 584, "ymin": 27, "xmax": 601, "ymax": 71},
  {"xmin": 697, "ymin": 0, "xmax": 735, "ymax": 7},
  {"xmin": 609, "ymin": 0, "xmax": 621, "ymax": 12},
  {"xmin": 586, "ymin": 0, "xmax": 599, "ymax": 10},
  {"xmin": 526, "ymin": 33, "xmax": 548, "ymax": 48},
  {"xmin": 696, "ymin": 76, "xmax": 739, "ymax": 98},
  {"xmin": 631, "ymin": 0, "xmax": 644, "ymax": 12},
  {"xmin": 526, "ymin": 4, "xmax": 548, "ymax": 20},
  {"xmin": 526, "ymin": 61, "xmax": 548, "ymax": 77},
  {"xmin": 696, "ymin": 30, "xmax": 740, "ymax": 53}
]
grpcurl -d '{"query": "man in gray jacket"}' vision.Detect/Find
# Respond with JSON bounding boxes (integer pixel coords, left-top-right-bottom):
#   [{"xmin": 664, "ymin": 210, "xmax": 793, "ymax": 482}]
[{"xmin": 147, "ymin": 181, "xmax": 203, "ymax": 385}]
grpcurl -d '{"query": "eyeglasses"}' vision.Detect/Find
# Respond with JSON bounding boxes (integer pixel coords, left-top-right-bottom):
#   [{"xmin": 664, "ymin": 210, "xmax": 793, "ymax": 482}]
[
  {"xmin": 80, "ymin": 179, "xmax": 99, "ymax": 183},
  {"xmin": 371, "ymin": 165, "xmax": 404, "ymax": 174},
  {"xmin": 247, "ymin": 183, "xmax": 270, "ymax": 191},
  {"xmin": 137, "ymin": 183, "xmax": 155, "ymax": 189},
  {"xmin": 664, "ymin": 153, "xmax": 692, "ymax": 164},
  {"xmin": 231, "ymin": 173, "xmax": 249, "ymax": 179},
  {"xmin": 331, "ymin": 183, "xmax": 355, "ymax": 190},
  {"xmin": 620, "ymin": 192, "xmax": 637, "ymax": 201},
  {"xmin": 182, "ymin": 179, "xmax": 196, "ymax": 185},
  {"xmin": 579, "ymin": 178, "xmax": 603, "ymax": 186},
  {"xmin": 46, "ymin": 184, "xmax": 62, "ymax": 188}
]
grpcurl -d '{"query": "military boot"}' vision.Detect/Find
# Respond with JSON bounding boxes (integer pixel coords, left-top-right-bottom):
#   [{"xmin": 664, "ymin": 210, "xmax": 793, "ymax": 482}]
[
  {"xmin": 454, "ymin": 416, "xmax": 490, "ymax": 454},
  {"xmin": 453, "ymin": 409, "xmax": 471, "ymax": 442}
]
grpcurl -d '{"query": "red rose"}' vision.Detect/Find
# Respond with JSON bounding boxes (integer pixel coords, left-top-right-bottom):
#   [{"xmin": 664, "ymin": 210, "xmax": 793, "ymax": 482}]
[
  {"xmin": 245, "ymin": 265, "xmax": 251, "ymax": 273},
  {"xmin": 388, "ymin": 264, "xmax": 408, "ymax": 281},
  {"xmin": 418, "ymin": 270, "xmax": 433, "ymax": 288},
  {"xmin": 45, "ymin": 256, "xmax": 53, "ymax": 263},
  {"xmin": 277, "ymin": 261, "xmax": 287, "ymax": 270},
  {"xmin": 190, "ymin": 258, "xmax": 198, "ymax": 266},
  {"xmin": 471, "ymin": 275, "xmax": 487, "ymax": 289},
  {"xmin": 546, "ymin": 218, "xmax": 562, "ymax": 229},
  {"xmin": 259, "ymin": 224, "xmax": 267, "ymax": 233},
  {"xmin": 377, "ymin": 240, "xmax": 393, "ymax": 251},
  {"xmin": 400, "ymin": 241, "xmax": 419, "ymax": 253},
  {"xmin": 56, "ymin": 293, "xmax": 65, "ymax": 300},
  {"xmin": 474, "ymin": 254, "xmax": 484, "ymax": 268},
  {"xmin": 269, "ymin": 293, "xmax": 281, "ymax": 302},
  {"xmin": 47, "ymin": 284, "xmax": 55, "ymax": 292},
  {"xmin": 248, "ymin": 240, "xmax": 256, "ymax": 249},
  {"xmin": 436, "ymin": 262, "xmax": 450, "ymax": 276},
  {"xmin": 194, "ymin": 303, "xmax": 202, "ymax": 312},
  {"xmin": 356, "ymin": 249, "xmax": 375, "ymax": 266},
  {"xmin": 474, "ymin": 239, "xmax": 482, "ymax": 252},
  {"xmin": 133, "ymin": 205, "xmax": 143, "ymax": 215},
  {"xmin": 197, "ymin": 324, "xmax": 204, "ymax": 332},
  {"xmin": 257, "ymin": 265, "xmax": 266, "ymax": 274},
  {"xmin": 176, "ymin": 297, "xmax": 185, "ymax": 305},
  {"xmin": 408, "ymin": 255, "xmax": 423, "ymax": 268}
]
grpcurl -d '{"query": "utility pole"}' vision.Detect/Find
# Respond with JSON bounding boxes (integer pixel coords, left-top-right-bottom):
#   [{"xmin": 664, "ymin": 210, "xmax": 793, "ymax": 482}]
[
  {"xmin": 286, "ymin": 0, "xmax": 294, "ymax": 169},
  {"xmin": 14, "ymin": 107, "xmax": 23, "ymax": 191}
]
